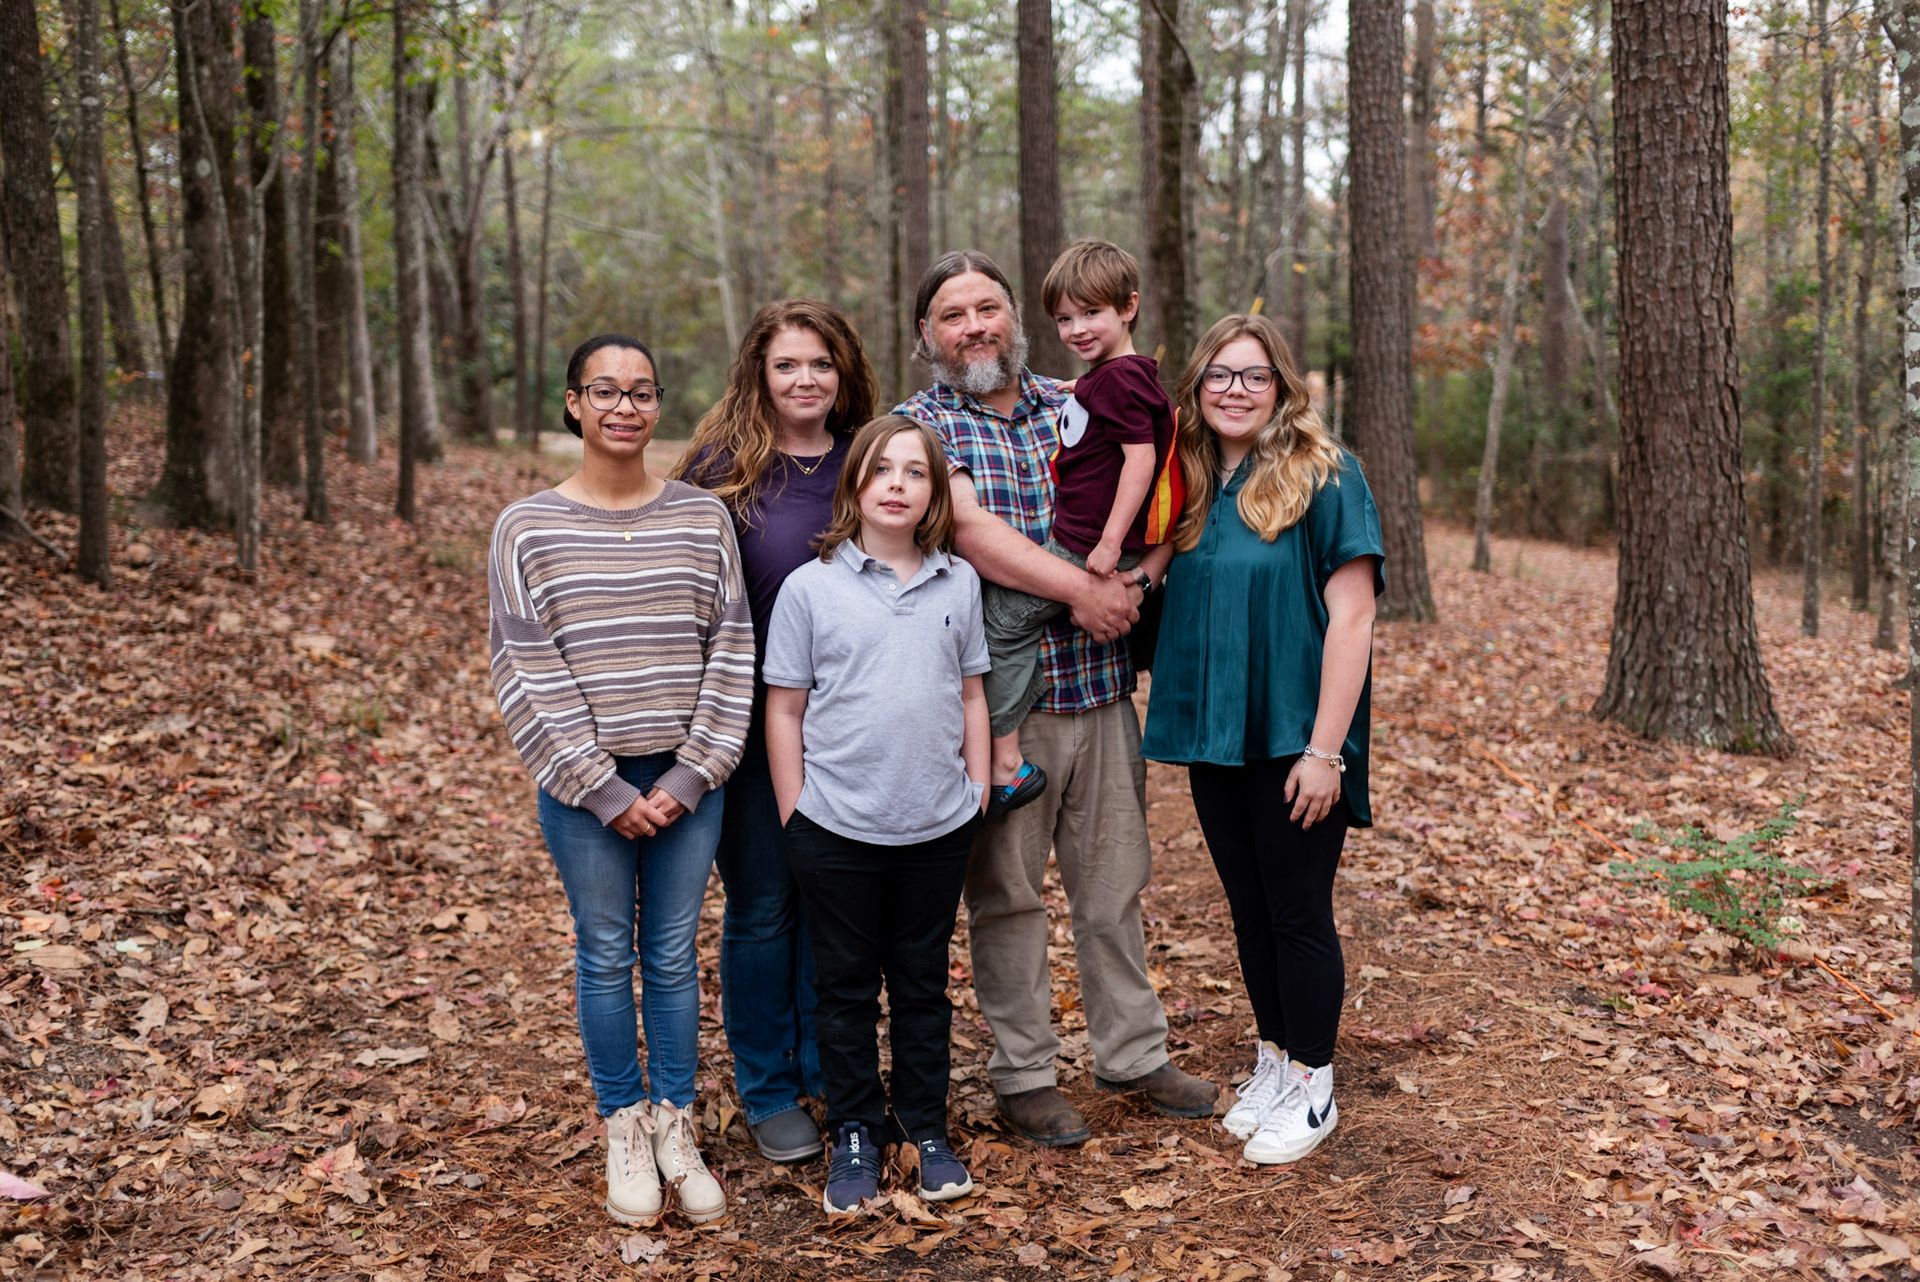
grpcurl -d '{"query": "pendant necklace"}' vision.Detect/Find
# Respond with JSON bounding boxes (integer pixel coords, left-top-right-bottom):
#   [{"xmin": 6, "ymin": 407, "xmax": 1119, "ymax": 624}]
[
  {"xmin": 578, "ymin": 475, "xmax": 644, "ymax": 542},
  {"xmin": 783, "ymin": 436, "xmax": 834, "ymax": 477}
]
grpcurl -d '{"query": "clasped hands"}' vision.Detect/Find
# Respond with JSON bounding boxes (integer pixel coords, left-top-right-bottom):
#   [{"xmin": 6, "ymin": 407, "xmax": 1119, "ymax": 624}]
[{"xmin": 612, "ymin": 787, "xmax": 687, "ymax": 839}]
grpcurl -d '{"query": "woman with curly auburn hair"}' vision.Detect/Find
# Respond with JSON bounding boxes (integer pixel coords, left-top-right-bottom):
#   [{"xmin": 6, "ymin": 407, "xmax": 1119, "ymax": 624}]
[
  {"xmin": 1139, "ymin": 313, "xmax": 1385, "ymax": 1169},
  {"xmin": 671, "ymin": 299, "xmax": 879, "ymax": 1165}
]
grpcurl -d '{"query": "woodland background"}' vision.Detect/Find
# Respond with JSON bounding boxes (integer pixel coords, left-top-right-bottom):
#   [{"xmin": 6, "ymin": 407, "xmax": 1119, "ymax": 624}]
[{"xmin": 6, "ymin": 0, "xmax": 1920, "ymax": 1279}]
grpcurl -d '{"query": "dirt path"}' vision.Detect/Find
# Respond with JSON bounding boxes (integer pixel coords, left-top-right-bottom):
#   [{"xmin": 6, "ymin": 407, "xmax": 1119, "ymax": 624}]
[{"xmin": 4, "ymin": 430, "xmax": 1915, "ymax": 1281}]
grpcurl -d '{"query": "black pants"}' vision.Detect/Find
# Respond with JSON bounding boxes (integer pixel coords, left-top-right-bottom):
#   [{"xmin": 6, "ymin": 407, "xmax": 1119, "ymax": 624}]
[
  {"xmin": 784, "ymin": 809, "xmax": 974, "ymax": 1143},
  {"xmin": 1189, "ymin": 758, "xmax": 1348, "ymax": 1067}
]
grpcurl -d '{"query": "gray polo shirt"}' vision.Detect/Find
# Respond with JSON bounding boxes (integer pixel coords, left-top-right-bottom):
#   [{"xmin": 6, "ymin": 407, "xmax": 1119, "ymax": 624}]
[{"xmin": 763, "ymin": 543, "xmax": 990, "ymax": 845}]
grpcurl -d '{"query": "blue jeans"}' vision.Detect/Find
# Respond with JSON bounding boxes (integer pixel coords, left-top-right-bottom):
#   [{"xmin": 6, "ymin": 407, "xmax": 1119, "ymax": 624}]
[
  {"xmin": 539, "ymin": 753, "xmax": 724, "ymax": 1116},
  {"xmin": 715, "ymin": 732, "xmax": 824, "ymax": 1123}
]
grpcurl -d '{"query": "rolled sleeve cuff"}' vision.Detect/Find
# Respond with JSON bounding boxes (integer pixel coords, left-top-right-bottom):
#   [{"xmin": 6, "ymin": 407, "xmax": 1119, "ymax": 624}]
[
  {"xmin": 580, "ymin": 773, "xmax": 643, "ymax": 826},
  {"xmin": 655, "ymin": 761, "xmax": 712, "ymax": 815}
]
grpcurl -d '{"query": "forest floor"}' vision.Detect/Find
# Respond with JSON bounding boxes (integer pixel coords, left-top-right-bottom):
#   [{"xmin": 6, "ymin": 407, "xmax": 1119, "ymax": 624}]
[{"xmin": 4, "ymin": 418, "xmax": 1919, "ymax": 1282}]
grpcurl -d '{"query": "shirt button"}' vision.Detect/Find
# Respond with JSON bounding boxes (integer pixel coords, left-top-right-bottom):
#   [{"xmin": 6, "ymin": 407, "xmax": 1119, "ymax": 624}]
[{"xmin": 888, "ymin": 585, "xmax": 896, "ymax": 592}]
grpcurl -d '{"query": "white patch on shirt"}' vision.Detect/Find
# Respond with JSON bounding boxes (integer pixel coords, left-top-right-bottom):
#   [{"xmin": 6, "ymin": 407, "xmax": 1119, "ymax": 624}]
[{"xmin": 1059, "ymin": 395, "xmax": 1089, "ymax": 449}]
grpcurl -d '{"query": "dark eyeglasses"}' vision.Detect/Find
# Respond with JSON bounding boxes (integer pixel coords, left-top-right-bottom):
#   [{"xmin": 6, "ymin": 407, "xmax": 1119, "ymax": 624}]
[
  {"xmin": 573, "ymin": 382, "xmax": 664, "ymax": 412},
  {"xmin": 1200, "ymin": 365, "xmax": 1278, "ymax": 394}
]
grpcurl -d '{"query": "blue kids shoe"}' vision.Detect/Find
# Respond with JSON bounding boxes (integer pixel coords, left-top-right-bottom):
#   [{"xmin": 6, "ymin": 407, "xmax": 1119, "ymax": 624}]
[
  {"xmin": 914, "ymin": 1137, "xmax": 974, "ymax": 1202},
  {"xmin": 985, "ymin": 760, "xmax": 1047, "ymax": 822},
  {"xmin": 822, "ymin": 1122, "xmax": 880, "ymax": 1216}
]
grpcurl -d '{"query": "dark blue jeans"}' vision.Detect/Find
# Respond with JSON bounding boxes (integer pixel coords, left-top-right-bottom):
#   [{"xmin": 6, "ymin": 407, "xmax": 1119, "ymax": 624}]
[
  {"xmin": 539, "ymin": 753, "xmax": 724, "ymax": 1115},
  {"xmin": 715, "ymin": 732, "xmax": 824, "ymax": 1123}
]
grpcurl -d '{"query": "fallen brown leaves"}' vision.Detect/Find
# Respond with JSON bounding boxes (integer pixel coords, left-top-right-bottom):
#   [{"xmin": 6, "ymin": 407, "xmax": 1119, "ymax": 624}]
[{"xmin": 3, "ymin": 417, "xmax": 1915, "ymax": 1280}]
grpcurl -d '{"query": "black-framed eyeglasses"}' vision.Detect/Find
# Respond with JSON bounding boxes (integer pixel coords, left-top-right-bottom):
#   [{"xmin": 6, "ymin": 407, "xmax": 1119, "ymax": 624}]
[
  {"xmin": 573, "ymin": 382, "xmax": 664, "ymax": 412},
  {"xmin": 1200, "ymin": 364, "xmax": 1278, "ymax": 394}
]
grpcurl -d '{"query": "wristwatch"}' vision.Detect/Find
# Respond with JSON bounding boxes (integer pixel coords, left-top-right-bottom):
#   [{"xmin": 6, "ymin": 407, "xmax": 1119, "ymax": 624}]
[{"xmin": 1131, "ymin": 568, "xmax": 1154, "ymax": 595}]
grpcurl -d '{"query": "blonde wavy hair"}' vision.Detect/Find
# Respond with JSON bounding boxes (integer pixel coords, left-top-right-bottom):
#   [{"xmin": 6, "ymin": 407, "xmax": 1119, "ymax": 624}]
[
  {"xmin": 672, "ymin": 299, "xmax": 879, "ymax": 521},
  {"xmin": 1170, "ymin": 313, "xmax": 1342, "ymax": 552}
]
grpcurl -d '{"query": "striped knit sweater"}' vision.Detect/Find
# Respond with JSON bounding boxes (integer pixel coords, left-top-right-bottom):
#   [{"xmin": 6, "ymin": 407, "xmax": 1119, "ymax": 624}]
[{"xmin": 488, "ymin": 481, "xmax": 755, "ymax": 823}]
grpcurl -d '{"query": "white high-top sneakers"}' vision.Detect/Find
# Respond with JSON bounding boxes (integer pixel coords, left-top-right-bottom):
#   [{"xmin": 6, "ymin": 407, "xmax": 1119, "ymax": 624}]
[
  {"xmin": 1244, "ymin": 1061, "xmax": 1337, "ymax": 1165},
  {"xmin": 651, "ymin": 1101, "xmax": 726, "ymax": 1223},
  {"xmin": 604, "ymin": 1101, "xmax": 662, "ymax": 1224},
  {"xmin": 1222, "ymin": 1040, "xmax": 1291, "ymax": 1140}
]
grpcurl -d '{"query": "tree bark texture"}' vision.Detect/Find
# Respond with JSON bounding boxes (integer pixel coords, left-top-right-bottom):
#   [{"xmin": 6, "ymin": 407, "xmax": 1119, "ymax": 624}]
[
  {"xmin": 108, "ymin": 0, "xmax": 170, "ymax": 371},
  {"xmin": 452, "ymin": 75, "xmax": 494, "ymax": 443},
  {"xmin": 1594, "ymin": 0, "xmax": 1787, "ymax": 753},
  {"xmin": 335, "ymin": 32, "xmax": 377, "ymax": 463},
  {"xmin": 1016, "ymin": 0, "xmax": 1070, "ymax": 376},
  {"xmin": 75, "ymin": 0, "xmax": 110, "ymax": 584},
  {"xmin": 533, "ymin": 114, "xmax": 554, "ymax": 449},
  {"xmin": 295, "ymin": 0, "xmax": 326, "ymax": 523},
  {"xmin": 94, "ymin": 154, "xmax": 143, "ymax": 376},
  {"xmin": 1803, "ymin": 0, "xmax": 1835, "ymax": 636},
  {"xmin": 1348, "ymin": 0, "xmax": 1434, "ymax": 620},
  {"xmin": 0, "ymin": 214, "xmax": 18, "ymax": 528},
  {"xmin": 0, "ymin": 0, "xmax": 78, "ymax": 511},
  {"xmin": 394, "ymin": 0, "xmax": 438, "ymax": 519},
  {"xmin": 1473, "ymin": 67, "xmax": 1532, "ymax": 575},
  {"xmin": 1146, "ymin": 0, "xmax": 1196, "ymax": 385},
  {"xmin": 1405, "ymin": 0, "xmax": 1438, "ymax": 274},
  {"xmin": 156, "ymin": 0, "xmax": 238, "ymax": 531},
  {"xmin": 504, "ymin": 136, "xmax": 532, "ymax": 444},
  {"xmin": 244, "ymin": 9, "xmax": 301, "ymax": 487},
  {"xmin": 1283, "ymin": 0, "xmax": 1307, "ymax": 363},
  {"xmin": 895, "ymin": 0, "xmax": 932, "ymax": 331}
]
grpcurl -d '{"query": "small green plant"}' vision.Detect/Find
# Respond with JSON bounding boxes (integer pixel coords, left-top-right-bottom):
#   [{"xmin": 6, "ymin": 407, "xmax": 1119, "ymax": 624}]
[
  {"xmin": 346, "ymin": 696, "xmax": 387, "ymax": 737},
  {"xmin": 1611, "ymin": 798, "xmax": 1818, "ymax": 955}
]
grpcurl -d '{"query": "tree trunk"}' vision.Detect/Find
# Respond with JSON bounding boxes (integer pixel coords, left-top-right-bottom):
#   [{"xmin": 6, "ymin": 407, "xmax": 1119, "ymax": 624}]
[
  {"xmin": 315, "ymin": 50, "xmax": 346, "ymax": 442},
  {"xmin": 1283, "ymin": 0, "xmax": 1308, "ymax": 363},
  {"xmin": 896, "ymin": 0, "xmax": 932, "ymax": 319},
  {"xmin": 934, "ymin": 11, "xmax": 953, "ymax": 254},
  {"xmin": 332, "ymin": 33, "xmax": 376, "ymax": 464},
  {"xmin": 394, "ymin": 0, "xmax": 439, "ymax": 521},
  {"xmin": 1146, "ymin": 0, "xmax": 1196, "ymax": 386},
  {"xmin": 108, "ymin": 0, "xmax": 170, "ymax": 372},
  {"xmin": 0, "ymin": 0, "xmax": 77, "ymax": 512},
  {"xmin": 75, "ymin": 0, "xmax": 110, "ymax": 584},
  {"xmin": 1467, "ymin": 16, "xmax": 1491, "ymax": 330},
  {"xmin": 1595, "ymin": 0, "xmax": 1787, "ymax": 753},
  {"xmin": 1803, "ymin": 0, "xmax": 1835, "ymax": 636},
  {"xmin": 1886, "ymin": 0, "xmax": 1920, "ymax": 988},
  {"xmin": 0, "ymin": 214, "xmax": 17, "ymax": 530},
  {"xmin": 1017, "ymin": 0, "xmax": 1070, "ymax": 375},
  {"xmin": 295, "ymin": 0, "xmax": 326, "ymax": 523},
  {"xmin": 1405, "ymin": 0, "xmax": 1437, "ymax": 276},
  {"xmin": 244, "ymin": 8, "xmax": 301, "ymax": 487},
  {"xmin": 821, "ymin": 81, "xmax": 842, "ymax": 306},
  {"xmin": 533, "ymin": 113, "xmax": 554, "ymax": 450},
  {"xmin": 98, "ymin": 165, "xmax": 144, "ymax": 377},
  {"xmin": 155, "ymin": 0, "xmax": 238, "ymax": 531},
  {"xmin": 1472, "ymin": 66, "xmax": 1532, "ymax": 575},
  {"xmin": 1348, "ymin": 0, "xmax": 1435, "ymax": 620},
  {"xmin": 1864, "ymin": 71, "xmax": 1893, "ymax": 636},
  {"xmin": 504, "ymin": 132, "xmax": 531, "ymax": 445}
]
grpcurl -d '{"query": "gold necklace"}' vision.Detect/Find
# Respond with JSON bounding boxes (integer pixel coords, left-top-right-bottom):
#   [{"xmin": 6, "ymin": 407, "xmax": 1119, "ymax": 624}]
[
  {"xmin": 783, "ymin": 438, "xmax": 834, "ymax": 476},
  {"xmin": 576, "ymin": 475, "xmax": 648, "ymax": 542}
]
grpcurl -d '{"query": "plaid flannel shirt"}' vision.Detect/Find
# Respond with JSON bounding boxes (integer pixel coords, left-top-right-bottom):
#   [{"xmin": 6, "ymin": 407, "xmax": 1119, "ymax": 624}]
[{"xmin": 896, "ymin": 370, "xmax": 1138, "ymax": 714}]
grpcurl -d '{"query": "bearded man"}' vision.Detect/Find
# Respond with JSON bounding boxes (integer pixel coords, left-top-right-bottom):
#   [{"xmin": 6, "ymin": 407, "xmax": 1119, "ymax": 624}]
[{"xmin": 894, "ymin": 250, "xmax": 1218, "ymax": 1146}]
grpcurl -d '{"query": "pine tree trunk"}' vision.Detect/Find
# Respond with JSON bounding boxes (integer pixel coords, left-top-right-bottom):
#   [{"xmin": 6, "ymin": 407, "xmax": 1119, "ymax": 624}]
[
  {"xmin": 1405, "ymin": 0, "xmax": 1437, "ymax": 275},
  {"xmin": 934, "ymin": 13, "xmax": 952, "ymax": 255},
  {"xmin": 1854, "ymin": 38, "xmax": 1881, "ymax": 615},
  {"xmin": 1595, "ymin": 0, "xmax": 1787, "ymax": 753},
  {"xmin": 394, "ymin": 0, "xmax": 437, "ymax": 520},
  {"xmin": 334, "ymin": 33, "xmax": 377, "ymax": 464},
  {"xmin": 108, "ymin": 0, "xmax": 169, "ymax": 372},
  {"xmin": 99, "ymin": 167, "xmax": 144, "ymax": 377},
  {"xmin": 1283, "ymin": 0, "xmax": 1307, "ymax": 363},
  {"xmin": 1473, "ymin": 67, "xmax": 1532, "ymax": 575},
  {"xmin": 1803, "ymin": 0, "xmax": 1835, "ymax": 636},
  {"xmin": 244, "ymin": 9, "xmax": 301, "ymax": 487},
  {"xmin": 1348, "ymin": 0, "xmax": 1435, "ymax": 620},
  {"xmin": 0, "ymin": 0, "xmax": 77, "ymax": 512},
  {"xmin": 1146, "ymin": 0, "xmax": 1196, "ymax": 385},
  {"xmin": 0, "ymin": 214, "xmax": 18, "ymax": 530},
  {"xmin": 533, "ymin": 115, "xmax": 554, "ymax": 448},
  {"xmin": 75, "ymin": 0, "xmax": 110, "ymax": 584},
  {"xmin": 821, "ymin": 81, "xmax": 842, "ymax": 306},
  {"xmin": 1017, "ymin": 0, "xmax": 1070, "ymax": 375},
  {"xmin": 896, "ymin": 0, "xmax": 932, "ymax": 316},
  {"xmin": 155, "ymin": 0, "xmax": 238, "ymax": 531},
  {"xmin": 315, "ymin": 56, "xmax": 347, "ymax": 443},
  {"xmin": 1887, "ymin": 0, "xmax": 1920, "ymax": 989}
]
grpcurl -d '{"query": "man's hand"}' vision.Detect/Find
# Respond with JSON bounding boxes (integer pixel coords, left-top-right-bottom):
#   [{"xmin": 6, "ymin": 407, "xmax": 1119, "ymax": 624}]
[
  {"xmin": 611, "ymin": 793, "xmax": 676, "ymax": 840},
  {"xmin": 1069, "ymin": 569, "xmax": 1140, "ymax": 643}
]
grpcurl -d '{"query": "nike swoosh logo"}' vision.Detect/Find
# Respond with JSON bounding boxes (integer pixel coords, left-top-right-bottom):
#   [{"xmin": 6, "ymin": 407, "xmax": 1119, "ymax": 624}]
[{"xmin": 1307, "ymin": 1101, "xmax": 1328, "ymax": 1128}]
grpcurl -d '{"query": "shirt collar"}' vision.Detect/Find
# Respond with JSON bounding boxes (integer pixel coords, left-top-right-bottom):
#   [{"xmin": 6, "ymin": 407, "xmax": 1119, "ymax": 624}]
[
  {"xmin": 928, "ymin": 368, "xmax": 1066, "ymax": 421},
  {"xmin": 837, "ymin": 542, "xmax": 954, "ymax": 586}
]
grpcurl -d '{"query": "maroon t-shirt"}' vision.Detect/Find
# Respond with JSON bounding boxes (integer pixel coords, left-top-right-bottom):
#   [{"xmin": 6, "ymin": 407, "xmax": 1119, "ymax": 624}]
[{"xmin": 1050, "ymin": 353, "xmax": 1176, "ymax": 557}]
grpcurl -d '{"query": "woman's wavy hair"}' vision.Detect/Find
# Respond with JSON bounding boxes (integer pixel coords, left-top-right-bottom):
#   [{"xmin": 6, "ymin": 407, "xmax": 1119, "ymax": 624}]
[
  {"xmin": 1170, "ymin": 313, "xmax": 1343, "ymax": 551},
  {"xmin": 671, "ymin": 299, "xmax": 879, "ymax": 519},
  {"xmin": 816, "ymin": 416, "xmax": 955, "ymax": 560}
]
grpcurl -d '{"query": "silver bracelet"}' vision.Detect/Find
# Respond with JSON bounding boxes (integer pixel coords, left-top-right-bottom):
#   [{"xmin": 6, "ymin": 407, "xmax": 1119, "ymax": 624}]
[{"xmin": 1301, "ymin": 745, "xmax": 1346, "ymax": 773}]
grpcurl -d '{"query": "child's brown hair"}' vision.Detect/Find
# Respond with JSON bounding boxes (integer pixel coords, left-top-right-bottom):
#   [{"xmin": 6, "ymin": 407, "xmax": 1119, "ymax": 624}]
[
  {"xmin": 1041, "ymin": 239, "xmax": 1142, "ymax": 331},
  {"xmin": 816, "ymin": 416, "xmax": 957, "ymax": 559}
]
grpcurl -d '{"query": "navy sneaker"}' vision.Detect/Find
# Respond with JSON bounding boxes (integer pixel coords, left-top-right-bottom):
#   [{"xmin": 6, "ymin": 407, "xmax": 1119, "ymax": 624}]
[
  {"xmin": 915, "ymin": 1137, "xmax": 974, "ymax": 1202},
  {"xmin": 822, "ymin": 1122, "xmax": 880, "ymax": 1216}
]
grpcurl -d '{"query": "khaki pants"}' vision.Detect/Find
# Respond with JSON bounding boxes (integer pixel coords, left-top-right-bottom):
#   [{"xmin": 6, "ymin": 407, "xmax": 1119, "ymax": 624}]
[{"xmin": 965, "ymin": 698, "xmax": 1171, "ymax": 1093}]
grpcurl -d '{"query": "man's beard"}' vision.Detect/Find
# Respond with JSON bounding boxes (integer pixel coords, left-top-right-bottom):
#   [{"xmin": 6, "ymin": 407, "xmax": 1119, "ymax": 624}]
[{"xmin": 928, "ymin": 326, "xmax": 1030, "ymax": 399}]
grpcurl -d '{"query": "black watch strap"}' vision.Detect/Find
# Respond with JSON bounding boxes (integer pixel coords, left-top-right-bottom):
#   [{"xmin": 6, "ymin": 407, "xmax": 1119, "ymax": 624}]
[{"xmin": 1133, "ymin": 568, "xmax": 1154, "ymax": 594}]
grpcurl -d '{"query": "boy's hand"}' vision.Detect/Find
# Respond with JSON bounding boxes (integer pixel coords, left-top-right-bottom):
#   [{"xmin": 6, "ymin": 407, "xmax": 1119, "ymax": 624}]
[{"xmin": 1086, "ymin": 540, "xmax": 1121, "ymax": 578}]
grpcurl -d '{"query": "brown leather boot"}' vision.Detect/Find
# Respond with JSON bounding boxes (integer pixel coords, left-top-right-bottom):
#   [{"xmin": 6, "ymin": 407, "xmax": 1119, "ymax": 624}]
[
  {"xmin": 995, "ymin": 1086, "xmax": 1091, "ymax": 1147},
  {"xmin": 1094, "ymin": 1061, "xmax": 1220, "ymax": 1119}
]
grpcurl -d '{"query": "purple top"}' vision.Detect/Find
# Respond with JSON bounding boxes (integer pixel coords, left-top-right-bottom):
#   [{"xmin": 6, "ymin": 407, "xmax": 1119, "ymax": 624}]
[
  {"xmin": 1050, "ymin": 353, "xmax": 1176, "ymax": 557},
  {"xmin": 684, "ymin": 437, "xmax": 850, "ymax": 718}
]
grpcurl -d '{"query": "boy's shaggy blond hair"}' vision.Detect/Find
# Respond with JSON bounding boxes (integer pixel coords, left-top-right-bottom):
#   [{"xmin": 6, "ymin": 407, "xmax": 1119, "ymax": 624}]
[{"xmin": 1041, "ymin": 239, "xmax": 1141, "ymax": 330}]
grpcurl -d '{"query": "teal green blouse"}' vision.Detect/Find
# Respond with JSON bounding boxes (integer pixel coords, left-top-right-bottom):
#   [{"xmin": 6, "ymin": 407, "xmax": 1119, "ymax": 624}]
[{"xmin": 1140, "ymin": 450, "xmax": 1385, "ymax": 826}]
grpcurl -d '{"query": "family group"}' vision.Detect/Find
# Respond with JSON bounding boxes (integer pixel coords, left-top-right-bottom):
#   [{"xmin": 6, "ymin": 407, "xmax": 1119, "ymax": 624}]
[{"xmin": 485, "ymin": 240, "xmax": 1385, "ymax": 1226}]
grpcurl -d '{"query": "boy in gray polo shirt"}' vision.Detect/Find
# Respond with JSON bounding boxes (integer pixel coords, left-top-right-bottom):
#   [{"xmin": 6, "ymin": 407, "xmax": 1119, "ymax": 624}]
[{"xmin": 762, "ymin": 415, "xmax": 990, "ymax": 1217}]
